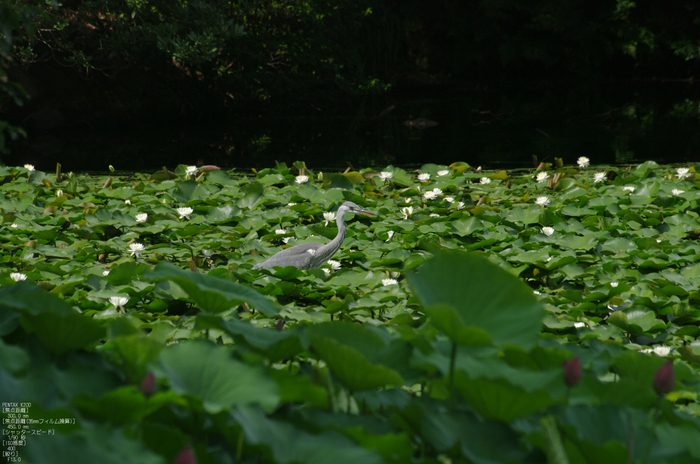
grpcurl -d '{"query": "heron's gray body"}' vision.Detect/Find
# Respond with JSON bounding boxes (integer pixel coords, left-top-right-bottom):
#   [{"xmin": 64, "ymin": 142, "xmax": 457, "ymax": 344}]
[{"xmin": 252, "ymin": 201, "xmax": 375, "ymax": 270}]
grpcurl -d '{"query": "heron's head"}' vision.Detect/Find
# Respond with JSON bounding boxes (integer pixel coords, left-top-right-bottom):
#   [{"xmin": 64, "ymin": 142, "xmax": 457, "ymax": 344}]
[{"xmin": 339, "ymin": 201, "xmax": 376, "ymax": 218}]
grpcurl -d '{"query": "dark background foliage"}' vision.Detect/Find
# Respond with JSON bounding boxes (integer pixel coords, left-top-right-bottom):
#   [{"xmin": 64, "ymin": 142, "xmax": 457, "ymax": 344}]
[{"xmin": 1, "ymin": 0, "xmax": 700, "ymax": 167}]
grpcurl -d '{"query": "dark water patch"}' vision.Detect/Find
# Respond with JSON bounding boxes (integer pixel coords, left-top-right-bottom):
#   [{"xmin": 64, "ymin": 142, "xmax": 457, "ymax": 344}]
[{"xmin": 4, "ymin": 82, "xmax": 700, "ymax": 172}]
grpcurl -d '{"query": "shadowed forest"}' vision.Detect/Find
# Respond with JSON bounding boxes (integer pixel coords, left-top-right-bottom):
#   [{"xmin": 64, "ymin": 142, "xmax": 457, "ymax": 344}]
[{"xmin": 2, "ymin": 0, "xmax": 700, "ymax": 169}]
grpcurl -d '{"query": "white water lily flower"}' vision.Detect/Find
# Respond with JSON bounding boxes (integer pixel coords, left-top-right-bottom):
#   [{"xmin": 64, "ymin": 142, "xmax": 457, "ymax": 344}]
[
  {"xmin": 400, "ymin": 206, "xmax": 413, "ymax": 219},
  {"xmin": 480, "ymin": 177, "xmax": 491, "ymax": 185},
  {"xmin": 288, "ymin": 202, "xmax": 297, "ymax": 206},
  {"xmin": 282, "ymin": 237, "xmax": 291, "ymax": 244},
  {"xmin": 382, "ymin": 278, "xmax": 399, "ymax": 286},
  {"xmin": 437, "ymin": 170, "xmax": 450, "ymax": 176},
  {"xmin": 110, "ymin": 296, "xmax": 129, "ymax": 312},
  {"xmin": 185, "ymin": 166, "xmax": 198, "ymax": 178},
  {"xmin": 430, "ymin": 213, "xmax": 440, "ymax": 218},
  {"xmin": 610, "ymin": 282, "xmax": 619, "ymax": 287},
  {"xmin": 533, "ymin": 291, "xmax": 541, "ymax": 295},
  {"xmin": 379, "ymin": 171, "xmax": 393, "ymax": 181},
  {"xmin": 417, "ymin": 173, "xmax": 430, "ymax": 182},
  {"xmin": 541, "ymin": 226, "xmax": 555, "ymax": 236},
  {"xmin": 135, "ymin": 213, "xmax": 148, "ymax": 223},
  {"xmin": 324, "ymin": 211, "xmax": 336, "ymax": 225},
  {"xmin": 445, "ymin": 196, "xmax": 455, "ymax": 203},
  {"xmin": 177, "ymin": 207, "xmax": 193, "ymax": 219},
  {"xmin": 535, "ymin": 196, "xmax": 550, "ymax": 206},
  {"xmin": 423, "ymin": 190, "xmax": 438, "ymax": 201},
  {"xmin": 386, "ymin": 230, "xmax": 395, "ymax": 242},
  {"xmin": 24, "ymin": 252, "xmax": 33, "ymax": 260},
  {"xmin": 125, "ymin": 200, "xmax": 131, "ymax": 205},
  {"xmin": 103, "ymin": 270, "xmax": 110, "ymax": 276},
  {"xmin": 23, "ymin": 164, "xmax": 35, "ymax": 171},
  {"xmin": 56, "ymin": 190, "xmax": 63, "ymax": 197},
  {"xmin": 623, "ymin": 185, "xmax": 636, "ymax": 192},
  {"xmin": 641, "ymin": 346, "xmax": 672, "ymax": 357},
  {"xmin": 456, "ymin": 201, "xmax": 465, "ymax": 210},
  {"xmin": 676, "ymin": 167, "xmax": 690, "ymax": 179},
  {"xmin": 577, "ymin": 157, "xmax": 590, "ymax": 167},
  {"xmin": 574, "ymin": 322, "xmax": 586, "ymax": 328},
  {"xmin": 536, "ymin": 172, "xmax": 549, "ymax": 183},
  {"xmin": 322, "ymin": 268, "xmax": 331, "ymax": 276},
  {"xmin": 593, "ymin": 172, "xmax": 606, "ymax": 183},
  {"xmin": 129, "ymin": 243, "xmax": 145, "ymax": 258},
  {"xmin": 10, "ymin": 223, "xmax": 18, "ymax": 228},
  {"xmin": 295, "ymin": 175, "xmax": 309, "ymax": 184},
  {"xmin": 404, "ymin": 197, "xmax": 413, "ymax": 204},
  {"xmin": 327, "ymin": 260, "xmax": 341, "ymax": 271},
  {"xmin": 275, "ymin": 229, "xmax": 287, "ymax": 235},
  {"xmin": 11, "ymin": 272, "xmax": 27, "ymax": 282},
  {"xmin": 432, "ymin": 187, "xmax": 443, "ymax": 196},
  {"xmin": 672, "ymin": 189, "xmax": 685, "ymax": 196}
]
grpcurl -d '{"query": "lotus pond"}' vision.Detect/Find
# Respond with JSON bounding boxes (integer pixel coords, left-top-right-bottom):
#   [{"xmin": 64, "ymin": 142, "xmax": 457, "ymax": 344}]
[{"xmin": 1, "ymin": 160, "xmax": 700, "ymax": 463}]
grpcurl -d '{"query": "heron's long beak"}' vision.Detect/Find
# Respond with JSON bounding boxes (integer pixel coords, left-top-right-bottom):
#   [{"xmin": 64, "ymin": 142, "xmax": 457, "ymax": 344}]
[{"xmin": 356, "ymin": 208, "xmax": 377, "ymax": 217}]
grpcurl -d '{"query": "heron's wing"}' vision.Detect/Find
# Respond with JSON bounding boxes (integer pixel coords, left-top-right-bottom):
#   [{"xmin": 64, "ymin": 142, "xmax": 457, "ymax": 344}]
[{"xmin": 252, "ymin": 242, "xmax": 323, "ymax": 269}]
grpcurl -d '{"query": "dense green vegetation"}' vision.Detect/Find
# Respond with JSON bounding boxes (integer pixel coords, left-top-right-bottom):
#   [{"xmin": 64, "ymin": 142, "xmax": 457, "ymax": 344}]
[{"xmin": 2, "ymin": 160, "xmax": 700, "ymax": 463}]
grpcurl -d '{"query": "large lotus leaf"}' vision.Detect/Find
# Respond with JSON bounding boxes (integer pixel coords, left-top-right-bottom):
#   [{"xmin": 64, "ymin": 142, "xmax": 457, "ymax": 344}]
[
  {"xmin": 656, "ymin": 423, "xmax": 700, "ymax": 459},
  {"xmin": 415, "ymin": 404, "xmax": 525, "ymax": 464},
  {"xmin": 453, "ymin": 371, "xmax": 558, "ymax": 421},
  {"xmin": 233, "ymin": 405, "xmax": 383, "ymax": 464},
  {"xmin": 113, "ymin": 334, "xmax": 165, "ymax": 379},
  {"xmin": 0, "ymin": 337, "xmax": 29, "ymax": 375},
  {"xmin": 310, "ymin": 333, "xmax": 404, "ymax": 391},
  {"xmin": 154, "ymin": 341, "xmax": 279, "ymax": 413},
  {"xmin": 407, "ymin": 251, "xmax": 544, "ymax": 349},
  {"xmin": 194, "ymin": 315, "xmax": 304, "ymax": 361},
  {"xmin": 144, "ymin": 262, "xmax": 279, "ymax": 316},
  {"xmin": 23, "ymin": 311, "xmax": 106, "ymax": 355},
  {"xmin": 308, "ymin": 321, "xmax": 387, "ymax": 361},
  {"xmin": 0, "ymin": 281, "xmax": 73, "ymax": 316},
  {"xmin": 610, "ymin": 350, "xmax": 668, "ymax": 385},
  {"xmin": 421, "ymin": 304, "xmax": 493, "ymax": 346},
  {"xmin": 269, "ymin": 369, "xmax": 329, "ymax": 408}
]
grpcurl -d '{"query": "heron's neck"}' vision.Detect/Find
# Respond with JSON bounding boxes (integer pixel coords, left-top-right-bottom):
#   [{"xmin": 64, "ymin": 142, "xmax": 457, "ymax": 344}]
[
  {"xmin": 331, "ymin": 215, "xmax": 347, "ymax": 248},
  {"xmin": 309, "ymin": 213, "xmax": 347, "ymax": 267}
]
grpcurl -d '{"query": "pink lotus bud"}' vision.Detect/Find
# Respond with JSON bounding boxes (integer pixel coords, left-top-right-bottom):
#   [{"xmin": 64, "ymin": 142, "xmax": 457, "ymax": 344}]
[
  {"xmin": 563, "ymin": 356, "xmax": 582, "ymax": 387},
  {"xmin": 199, "ymin": 165, "xmax": 221, "ymax": 171},
  {"xmin": 141, "ymin": 372, "xmax": 157, "ymax": 397},
  {"xmin": 174, "ymin": 446, "xmax": 197, "ymax": 464},
  {"xmin": 653, "ymin": 361, "xmax": 675, "ymax": 395}
]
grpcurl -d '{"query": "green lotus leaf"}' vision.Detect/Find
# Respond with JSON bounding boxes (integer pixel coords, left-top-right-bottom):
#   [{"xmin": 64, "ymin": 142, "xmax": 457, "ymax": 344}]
[
  {"xmin": 407, "ymin": 251, "xmax": 544, "ymax": 349},
  {"xmin": 155, "ymin": 340, "xmax": 279, "ymax": 413}
]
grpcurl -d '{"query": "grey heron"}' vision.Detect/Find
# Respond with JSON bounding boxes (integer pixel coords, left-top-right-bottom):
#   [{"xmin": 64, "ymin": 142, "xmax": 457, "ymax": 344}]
[{"xmin": 252, "ymin": 201, "xmax": 376, "ymax": 270}]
